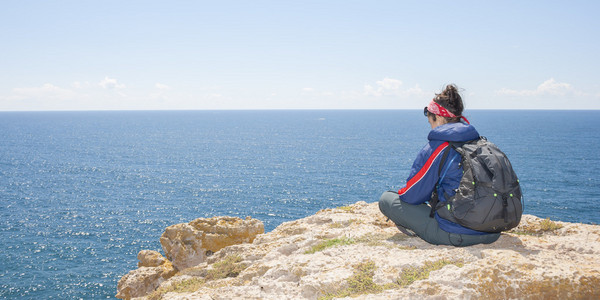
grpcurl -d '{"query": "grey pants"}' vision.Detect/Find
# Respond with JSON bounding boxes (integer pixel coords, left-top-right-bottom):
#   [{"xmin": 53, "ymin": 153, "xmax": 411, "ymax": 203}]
[{"xmin": 378, "ymin": 191, "xmax": 500, "ymax": 247}]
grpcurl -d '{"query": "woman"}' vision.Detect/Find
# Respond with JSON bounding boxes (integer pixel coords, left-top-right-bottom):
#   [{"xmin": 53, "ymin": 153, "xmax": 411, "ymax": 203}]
[{"xmin": 378, "ymin": 84, "xmax": 500, "ymax": 246}]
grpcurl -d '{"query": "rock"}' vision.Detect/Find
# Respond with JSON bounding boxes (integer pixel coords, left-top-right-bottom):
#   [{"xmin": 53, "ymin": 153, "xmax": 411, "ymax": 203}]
[
  {"xmin": 160, "ymin": 216, "xmax": 264, "ymax": 270},
  {"xmin": 116, "ymin": 216, "xmax": 263, "ymax": 299},
  {"xmin": 138, "ymin": 250, "xmax": 168, "ymax": 268},
  {"xmin": 116, "ymin": 252, "xmax": 176, "ymax": 299},
  {"xmin": 160, "ymin": 223, "xmax": 206, "ymax": 271},
  {"xmin": 188, "ymin": 216, "xmax": 264, "ymax": 253},
  {"xmin": 119, "ymin": 202, "xmax": 600, "ymax": 299}
]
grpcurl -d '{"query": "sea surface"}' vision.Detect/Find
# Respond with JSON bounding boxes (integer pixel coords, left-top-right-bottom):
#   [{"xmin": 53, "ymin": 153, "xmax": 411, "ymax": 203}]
[{"xmin": 1, "ymin": 110, "xmax": 599, "ymax": 298}]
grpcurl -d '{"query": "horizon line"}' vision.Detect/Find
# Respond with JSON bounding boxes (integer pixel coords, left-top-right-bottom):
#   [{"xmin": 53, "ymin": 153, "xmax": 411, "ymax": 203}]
[{"xmin": 0, "ymin": 108, "xmax": 598, "ymax": 113}]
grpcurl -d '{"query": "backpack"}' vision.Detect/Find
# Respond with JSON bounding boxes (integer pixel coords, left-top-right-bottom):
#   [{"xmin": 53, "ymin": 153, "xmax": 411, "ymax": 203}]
[{"xmin": 429, "ymin": 137, "xmax": 523, "ymax": 233}]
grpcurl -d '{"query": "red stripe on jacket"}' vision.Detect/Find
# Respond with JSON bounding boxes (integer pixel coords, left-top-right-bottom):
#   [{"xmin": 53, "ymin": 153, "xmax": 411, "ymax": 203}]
[{"xmin": 398, "ymin": 142, "xmax": 449, "ymax": 196}]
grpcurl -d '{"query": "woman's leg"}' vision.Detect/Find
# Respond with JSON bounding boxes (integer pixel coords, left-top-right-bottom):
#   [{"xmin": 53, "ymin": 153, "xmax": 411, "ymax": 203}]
[
  {"xmin": 378, "ymin": 191, "xmax": 434, "ymax": 237},
  {"xmin": 378, "ymin": 191, "xmax": 500, "ymax": 246}
]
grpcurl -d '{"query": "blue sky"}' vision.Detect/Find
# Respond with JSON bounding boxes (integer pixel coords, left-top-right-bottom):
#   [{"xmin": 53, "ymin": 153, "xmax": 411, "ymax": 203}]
[{"xmin": 1, "ymin": 0, "xmax": 598, "ymax": 110}]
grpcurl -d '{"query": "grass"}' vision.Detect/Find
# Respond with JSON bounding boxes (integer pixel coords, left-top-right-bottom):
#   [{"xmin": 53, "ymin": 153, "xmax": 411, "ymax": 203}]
[
  {"xmin": 306, "ymin": 233, "xmax": 417, "ymax": 254},
  {"xmin": 319, "ymin": 260, "xmax": 383, "ymax": 300},
  {"xmin": 305, "ymin": 237, "xmax": 355, "ymax": 254},
  {"xmin": 511, "ymin": 218, "xmax": 563, "ymax": 236},
  {"xmin": 206, "ymin": 254, "xmax": 247, "ymax": 280},
  {"xmin": 539, "ymin": 218, "xmax": 563, "ymax": 231},
  {"xmin": 146, "ymin": 254, "xmax": 247, "ymax": 299},
  {"xmin": 510, "ymin": 230, "xmax": 538, "ymax": 236},
  {"xmin": 319, "ymin": 259, "xmax": 464, "ymax": 299},
  {"xmin": 147, "ymin": 278, "xmax": 206, "ymax": 300},
  {"xmin": 395, "ymin": 259, "xmax": 463, "ymax": 287},
  {"xmin": 336, "ymin": 205, "xmax": 354, "ymax": 212}
]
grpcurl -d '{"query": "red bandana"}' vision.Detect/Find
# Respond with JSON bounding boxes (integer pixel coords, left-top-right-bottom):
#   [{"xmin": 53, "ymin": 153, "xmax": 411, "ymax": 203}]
[{"xmin": 427, "ymin": 99, "xmax": 470, "ymax": 124}]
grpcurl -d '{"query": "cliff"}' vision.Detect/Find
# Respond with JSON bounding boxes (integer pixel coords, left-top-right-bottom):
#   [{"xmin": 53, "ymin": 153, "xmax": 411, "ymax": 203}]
[{"xmin": 117, "ymin": 201, "xmax": 600, "ymax": 299}]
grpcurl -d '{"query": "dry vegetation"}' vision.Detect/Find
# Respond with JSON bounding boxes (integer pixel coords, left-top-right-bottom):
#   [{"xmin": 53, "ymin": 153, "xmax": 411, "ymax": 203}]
[
  {"xmin": 147, "ymin": 255, "xmax": 247, "ymax": 299},
  {"xmin": 511, "ymin": 217, "xmax": 564, "ymax": 236},
  {"xmin": 319, "ymin": 259, "xmax": 464, "ymax": 300}
]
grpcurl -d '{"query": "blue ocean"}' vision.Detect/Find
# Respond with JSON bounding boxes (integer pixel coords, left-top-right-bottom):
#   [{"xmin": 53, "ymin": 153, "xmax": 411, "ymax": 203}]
[{"xmin": 1, "ymin": 110, "xmax": 599, "ymax": 298}]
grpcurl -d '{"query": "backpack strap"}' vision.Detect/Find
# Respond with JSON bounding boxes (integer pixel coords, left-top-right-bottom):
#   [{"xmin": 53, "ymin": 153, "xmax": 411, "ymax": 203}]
[
  {"xmin": 427, "ymin": 138, "xmax": 479, "ymax": 218},
  {"xmin": 429, "ymin": 146, "xmax": 456, "ymax": 218},
  {"xmin": 437, "ymin": 146, "xmax": 452, "ymax": 177}
]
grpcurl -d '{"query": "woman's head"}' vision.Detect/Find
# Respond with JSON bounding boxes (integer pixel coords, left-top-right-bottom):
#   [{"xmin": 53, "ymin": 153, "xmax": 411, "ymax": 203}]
[{"xmin": 425, "ymin": 84, "xmax": 468, "ymax": 128}]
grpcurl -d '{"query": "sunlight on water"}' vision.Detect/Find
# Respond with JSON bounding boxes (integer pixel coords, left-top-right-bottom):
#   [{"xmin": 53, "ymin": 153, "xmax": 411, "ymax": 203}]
[{"xmin": 0, "ymin": 110, "xmax": 598, "ymax": 298}]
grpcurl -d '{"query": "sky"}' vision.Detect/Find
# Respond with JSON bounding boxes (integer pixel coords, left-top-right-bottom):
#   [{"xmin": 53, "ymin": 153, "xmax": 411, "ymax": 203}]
[{"xmin": 0, "ymin": 0, "xmax": 599, "ymax": 111}]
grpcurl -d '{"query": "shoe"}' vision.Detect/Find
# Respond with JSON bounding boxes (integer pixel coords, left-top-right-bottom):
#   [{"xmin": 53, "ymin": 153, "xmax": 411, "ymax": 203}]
[{"xmin": 396, "ymin": 224, "xmax": 417, "ymax": 237}]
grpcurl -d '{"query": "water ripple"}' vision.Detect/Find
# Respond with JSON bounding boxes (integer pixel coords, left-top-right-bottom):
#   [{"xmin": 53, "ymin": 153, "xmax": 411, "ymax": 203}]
[{"xmin": 0, "ymin": 110, "xmax": 598, "ymax": 298}]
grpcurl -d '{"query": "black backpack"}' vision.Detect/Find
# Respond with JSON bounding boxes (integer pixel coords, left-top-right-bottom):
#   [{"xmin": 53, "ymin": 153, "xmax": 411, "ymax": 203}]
[{"xmin": 429, "ymin": 137, "xmax": 523, "ymax": 233}]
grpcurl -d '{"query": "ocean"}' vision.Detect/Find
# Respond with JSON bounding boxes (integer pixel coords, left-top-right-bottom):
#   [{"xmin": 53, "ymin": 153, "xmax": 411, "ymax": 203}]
[{"xmin": 1, "ymin": 110, "xmax": 599, "ymax": 298}]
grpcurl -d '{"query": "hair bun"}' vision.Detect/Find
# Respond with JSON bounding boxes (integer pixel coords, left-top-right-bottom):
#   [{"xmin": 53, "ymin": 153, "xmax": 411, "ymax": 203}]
[{"xmin": 435, "ymin": 84, "xmax": 464, "ymax": 120}]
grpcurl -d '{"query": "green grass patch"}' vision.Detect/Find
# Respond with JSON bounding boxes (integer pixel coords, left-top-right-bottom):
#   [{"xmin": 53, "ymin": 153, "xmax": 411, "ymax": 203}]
[
  {"xmin": 206, "ymin": 254, "xmax": 247, "ymax": 280},
  {"xmin": 395, "ymin": 259, "xmax": 463, "ymax": 287},
  {"xmin": 147, "ymin": 277, "xmax": 206, "ymax": 300},
  {"xmin": 539, "ymin": 218, "xmax": 563, "ymax": 231},
  {"xmin": 319, "ymin": 259, "xmax": 463, "ymax": 300},
  {"xmin": 147, "ymin": 255, "xmax": 247, "ymax": 299},
  {"xmin": 305, "ymin": 237, "xmax": 355, "ymax": 254},
  {"xmin": 319, "ymin": 260, "xmax": 383, "ymax": 300},
  {"xmin": 511, "ymin": 218, "xmax": 564, "ymax": 236},
  {"xmin": 336, "ymin": 205, "xmax": 354, "ymax": 212},
  {"xmin": 306, "ymin": 233, "xmax": 416, "ymax": 254},
  {"xmin": 318, "ymin": 259, "xmax": 462, "ymax": 300},
  {"xmin": 510, "ymin": 230, "xmax": 539, "ymax": 236}
]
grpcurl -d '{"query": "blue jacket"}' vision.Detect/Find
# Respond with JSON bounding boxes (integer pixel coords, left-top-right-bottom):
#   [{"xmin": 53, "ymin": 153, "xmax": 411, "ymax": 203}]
[{"xmin": 398, "ymin": 122, "xmax": 490, "ymax": 235}]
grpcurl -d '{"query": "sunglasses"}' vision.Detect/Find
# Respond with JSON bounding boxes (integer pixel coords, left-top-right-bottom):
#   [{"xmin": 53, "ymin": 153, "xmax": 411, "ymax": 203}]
[{"xmin": 423, "ymin": 107, "xmax": 429, "ymax": 117}]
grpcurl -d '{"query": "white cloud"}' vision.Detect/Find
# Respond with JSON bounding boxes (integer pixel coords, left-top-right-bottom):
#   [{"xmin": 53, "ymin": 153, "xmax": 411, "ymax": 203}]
[
  {"xmin": 302, "ymin": 87, "xmax": 314, "ymax": 92},
  {"xmin": 496, "ymin": 78, "xmax": 573, "ymax": 96},
  {"xmin": 377, "ymin": 78, "xmax": 403, "ymax": 90},
  {"xmin": 156, "ymin": 83, "xmax": 170, "ymax": 90},
  {"xmin": 11, "ymin": 83, "xmax": 78, "ymax": 100},
  {"xmin": 538, "ymin": 79, "xmax": 572, "ymax": 95},
  {"xmin": 72, "ymin": 81, "xmax": 92, "ymax": 89},
  {"xmin": 364, "ymin": 78, "xmax": 425, "ymax": 97},
  {"xmin": 99, "ymin": 76, "xmax": 125, "ymax": 89}
]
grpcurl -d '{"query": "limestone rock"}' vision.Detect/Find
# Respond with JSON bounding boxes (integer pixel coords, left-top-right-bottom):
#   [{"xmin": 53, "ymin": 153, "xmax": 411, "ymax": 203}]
[
  {"xmin": 116, "ymin": 216, "xmax": 263, "ymax": 299},
  {"xmin": 189, "ymin": 216, "xmax": 264, "ymax": 253},
  {"xmin": 160, "ymin": 223, "xmax": 206, "ymax": 271},
  {"xmin": 138, "ymin": 250, "xmax": 168, "ymax": 268},
  {"xmin": 116, "ymin": 252, "xmax": 176, "ymax": 299},
  {"xmin": 167, "ymin": 203, "xmax": 599, "ymax": 299},
  {"xmin": 119, "ymin": 202, "xmax": 600, "ymax": 299},
  {"xmin": 160, "ymin": 216, "xmax": 264, "ymax": 270}
]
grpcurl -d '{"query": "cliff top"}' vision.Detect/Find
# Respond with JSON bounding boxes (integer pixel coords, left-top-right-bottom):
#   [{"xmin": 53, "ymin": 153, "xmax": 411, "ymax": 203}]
[{"xmin": 118, "ymin": 201, "xmax": 600, "ymax": 299}]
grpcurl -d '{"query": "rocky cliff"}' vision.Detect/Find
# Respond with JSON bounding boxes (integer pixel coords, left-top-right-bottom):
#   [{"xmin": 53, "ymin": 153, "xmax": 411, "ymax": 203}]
[{"xmin": 117, "ymin": 201, "xmax": 600, "ymax": 299}]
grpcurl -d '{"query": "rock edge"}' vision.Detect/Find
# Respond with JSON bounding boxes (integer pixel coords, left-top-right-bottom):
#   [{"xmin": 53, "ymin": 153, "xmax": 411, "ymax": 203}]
[{"xmin": 117, "ymin": 202, "xmax": 600, "ymax": 299}]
